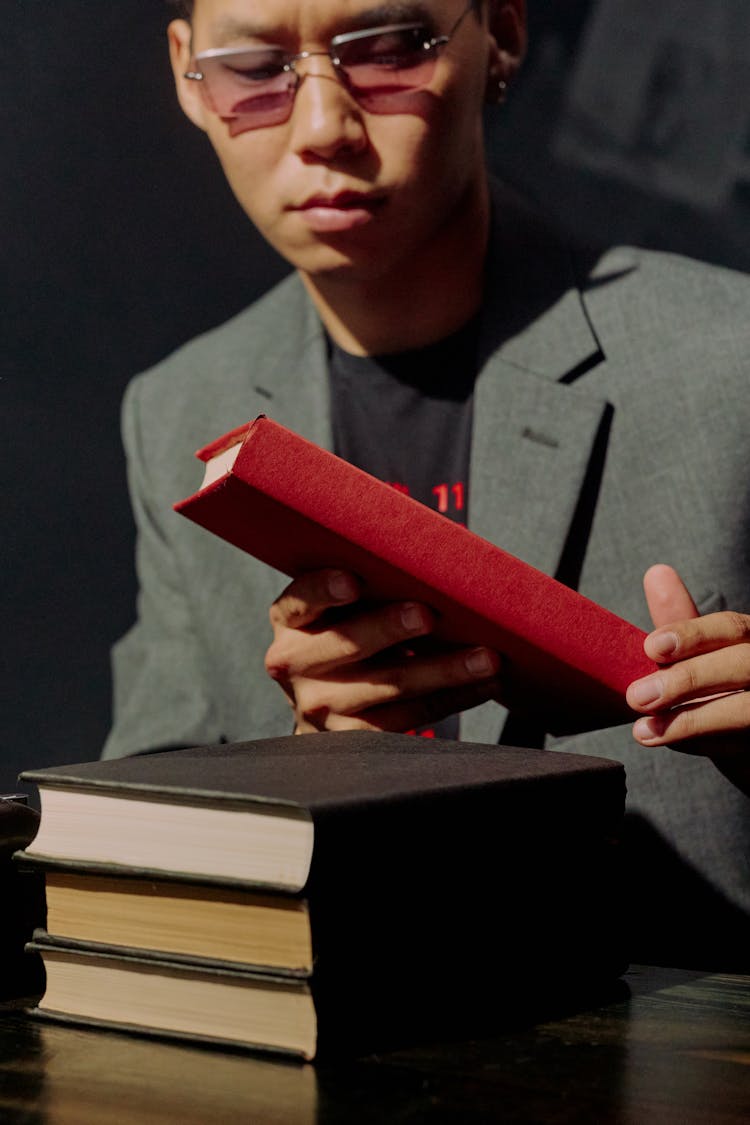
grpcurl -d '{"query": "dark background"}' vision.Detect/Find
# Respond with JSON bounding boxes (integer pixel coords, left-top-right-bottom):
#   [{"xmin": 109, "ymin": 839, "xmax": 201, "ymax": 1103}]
[{"xmin": 3, "ymin": 1, "xmax": 749, "ymax": 793}]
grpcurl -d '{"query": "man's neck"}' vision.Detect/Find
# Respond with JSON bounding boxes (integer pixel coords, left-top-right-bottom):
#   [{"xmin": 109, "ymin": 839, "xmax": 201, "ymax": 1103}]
[{"xmin": 299, "ymin": 178, "xmax": 491, "ymax": 357}]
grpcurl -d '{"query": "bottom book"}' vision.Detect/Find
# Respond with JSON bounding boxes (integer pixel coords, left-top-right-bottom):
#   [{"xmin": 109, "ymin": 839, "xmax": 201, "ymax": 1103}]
[
  {"xmin": 29, "ymin": 924, "xmax": 626, "ymax": 1061},
  {"xmin": 27, "ymin": 939, "xmax": 317, "ymax": 1059}
]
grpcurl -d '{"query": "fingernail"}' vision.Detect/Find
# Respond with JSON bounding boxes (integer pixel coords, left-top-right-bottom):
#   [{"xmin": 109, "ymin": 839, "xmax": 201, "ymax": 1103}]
[
  {"xmin": 401, "ymin": 603, "xmax": 425, "ymax": 632},
  {"xmin": 649, "ymin": 631, "xmax": 678, "ymax": 660},
  {"xmin": 633, "ymin": 715, "xmax": 668, "ymax": 743},
  {"xmin": 629, "ymin": 676, "xmax": 663, "ymax": 707},
  {"xmin": 465, "ymin": 648, "xmax": 495, "ymax": 677},
  {"xmin": 328, "ymin": 572, "xmax": 357, "ymax": 601}
]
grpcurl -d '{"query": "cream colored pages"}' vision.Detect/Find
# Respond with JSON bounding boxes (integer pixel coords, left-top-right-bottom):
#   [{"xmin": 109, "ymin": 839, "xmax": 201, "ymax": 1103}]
[
  {"xmin": 27, "ymin": 788, "xmax": 315, "ymax": 891},
  {"xmin": 201, "ymin": 441, "xmax": 242, "ymax": 488}
]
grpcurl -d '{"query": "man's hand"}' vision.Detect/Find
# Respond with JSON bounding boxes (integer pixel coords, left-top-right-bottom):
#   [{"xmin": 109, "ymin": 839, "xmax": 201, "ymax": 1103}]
[
  {"xmin": 626, "ymin": 564, "xmax": 750, "ymax": 795},
  {"xmin": 265, "ymin": 569, "xmax": 502, "ymax": 734}
]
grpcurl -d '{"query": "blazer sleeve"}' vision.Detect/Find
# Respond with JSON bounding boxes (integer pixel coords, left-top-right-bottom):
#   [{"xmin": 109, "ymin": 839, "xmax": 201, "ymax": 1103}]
[{"xmin": 101, "ymin": 378, "xmax": 224, "ymax": 760}]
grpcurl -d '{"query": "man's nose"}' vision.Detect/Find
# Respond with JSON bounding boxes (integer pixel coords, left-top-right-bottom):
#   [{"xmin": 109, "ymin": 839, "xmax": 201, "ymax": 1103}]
[{"xmin": 288, "ymin": 58, "xmax": 368, "ymax": 160}]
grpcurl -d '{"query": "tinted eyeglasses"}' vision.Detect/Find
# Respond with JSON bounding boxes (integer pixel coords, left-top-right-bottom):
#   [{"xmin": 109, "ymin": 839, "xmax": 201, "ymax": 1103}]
[{"xmin": 184, "ymin": 2, "xmax": 476, "ymax": 133}]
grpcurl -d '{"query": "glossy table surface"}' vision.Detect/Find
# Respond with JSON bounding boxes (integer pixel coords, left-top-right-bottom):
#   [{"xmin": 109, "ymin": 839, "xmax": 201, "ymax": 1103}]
[{"xmin": 1, "ymin": 965, "xmax": 748, "ymax": 1124}]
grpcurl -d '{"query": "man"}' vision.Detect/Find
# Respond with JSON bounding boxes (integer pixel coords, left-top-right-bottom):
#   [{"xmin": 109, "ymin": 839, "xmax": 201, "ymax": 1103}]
[{"xmin": 104, "ymin": 0, "xmax": 750, "ymax": 967}]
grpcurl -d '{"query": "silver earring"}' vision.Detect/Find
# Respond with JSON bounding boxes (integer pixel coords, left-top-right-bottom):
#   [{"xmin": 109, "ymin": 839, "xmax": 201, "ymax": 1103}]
[{"xmin": 488, "ymin": 78, "xmax": 507, "ymax": 106}]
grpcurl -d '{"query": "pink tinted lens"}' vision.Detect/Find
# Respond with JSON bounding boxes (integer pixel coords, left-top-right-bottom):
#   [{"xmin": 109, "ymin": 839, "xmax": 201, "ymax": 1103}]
[
  {"xmin": 344, "ymin": 60, "xmax": 438, "ymax": 114},
  {"xmin": 197, "ymin": 53, "xmax": 296, "ymax": 130},
  {"xmin": 336, "ymin": 30, "xmax": 438, "ymax": 113}
]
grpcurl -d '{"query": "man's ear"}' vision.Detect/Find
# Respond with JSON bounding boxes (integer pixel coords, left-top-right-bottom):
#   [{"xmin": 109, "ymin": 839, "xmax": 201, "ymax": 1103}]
[
  {"xmin": 485, "ymin": 0, "xmax": 527, "ymax": 102},
  {"xmin": 167, "ymin": 19, "xmax": 209, "ymax": 132}
]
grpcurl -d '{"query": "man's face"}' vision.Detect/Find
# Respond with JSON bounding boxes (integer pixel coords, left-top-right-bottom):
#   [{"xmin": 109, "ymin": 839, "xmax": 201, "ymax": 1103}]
[{"xmin": 170, "ymin": 1, "xmax": 509, "ymax": 284}]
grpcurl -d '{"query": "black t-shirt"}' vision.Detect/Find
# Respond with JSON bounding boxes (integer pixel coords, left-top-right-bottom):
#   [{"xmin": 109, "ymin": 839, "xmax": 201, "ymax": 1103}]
[{"xmin": 329, "ymin": 318, "xmax": 479, "ymax": 738}]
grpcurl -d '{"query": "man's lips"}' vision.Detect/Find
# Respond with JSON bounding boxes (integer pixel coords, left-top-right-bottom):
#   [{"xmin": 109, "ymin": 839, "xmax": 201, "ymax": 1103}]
[
  {"xmin": 291, "ymin": 191, "xmax": 386, "ymax": 233},
  {"xmin": 296, "ymin": 190, "xmax": 386, "ymax": 210}
]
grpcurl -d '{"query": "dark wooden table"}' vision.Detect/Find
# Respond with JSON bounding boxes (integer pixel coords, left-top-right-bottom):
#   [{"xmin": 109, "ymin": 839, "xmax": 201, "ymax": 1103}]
[{"xmin": 1, "ymin": 965, "xmax": 748, "ymax": 1123}]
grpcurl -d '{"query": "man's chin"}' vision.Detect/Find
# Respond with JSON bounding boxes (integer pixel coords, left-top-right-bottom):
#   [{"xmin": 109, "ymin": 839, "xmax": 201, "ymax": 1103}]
[{"xmin": 293, "ymin": 249, "xmax": 393, "ymax": 287}]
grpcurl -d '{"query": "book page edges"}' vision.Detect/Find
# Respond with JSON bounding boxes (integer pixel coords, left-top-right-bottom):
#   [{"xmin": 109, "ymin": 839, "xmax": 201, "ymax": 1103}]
[
  {"xmin": 194, "ymin": 416, "xmax": 268, "ymax": 487},
  {"xmin": 199, "ymin": 441, "xmax": 243, "ymax": 489},
  {"xmin": 194, "ymin": 420, "xmax": 259, "ymax": 463},
  {"xmin": 22, "ymin": 788, "xmax": 315, "ymax": 893},
  {"xmin": 29, "ymin": 943, "xmax": 316, "ymax": 1059}
]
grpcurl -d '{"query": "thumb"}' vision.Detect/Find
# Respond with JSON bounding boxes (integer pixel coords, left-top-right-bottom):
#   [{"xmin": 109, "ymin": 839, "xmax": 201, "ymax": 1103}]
[{"xmin": 643, "ymin": 564, "xmax": 699, "ymax": 629}]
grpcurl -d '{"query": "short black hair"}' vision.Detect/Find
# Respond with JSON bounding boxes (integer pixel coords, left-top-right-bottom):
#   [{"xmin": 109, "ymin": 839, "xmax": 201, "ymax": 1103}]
[{"xmin": 171, "ymin": 1, "xmax": 485, "ymax": 22}]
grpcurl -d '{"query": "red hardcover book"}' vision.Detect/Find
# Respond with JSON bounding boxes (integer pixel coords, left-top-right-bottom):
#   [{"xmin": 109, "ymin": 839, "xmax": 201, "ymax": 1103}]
[{"xmin": 174, "ymin": 416, "xmax": 655, "ymax": 733}]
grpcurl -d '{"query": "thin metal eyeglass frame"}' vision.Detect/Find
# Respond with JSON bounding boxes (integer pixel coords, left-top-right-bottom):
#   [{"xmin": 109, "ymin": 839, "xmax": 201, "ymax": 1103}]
[{"xmin": 183, "ymin": 0, "xmax": 477, "ymax": 113}]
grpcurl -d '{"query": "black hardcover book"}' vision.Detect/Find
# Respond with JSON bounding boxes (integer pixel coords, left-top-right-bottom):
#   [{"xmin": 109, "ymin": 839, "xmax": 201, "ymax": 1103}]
[{"xmin": 19, "ymin": 731, "xmax": 627, "ymax": 1057}]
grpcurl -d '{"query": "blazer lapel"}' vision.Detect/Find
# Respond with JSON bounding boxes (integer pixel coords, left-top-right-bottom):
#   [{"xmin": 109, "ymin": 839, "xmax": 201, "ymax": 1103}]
[
  {"xmin": 242, "ymin": 275, "xmax": 333, "ymax": 451},
  {"xmin": 462, "ymin": 188, "xmax": 614, "ymax": 745}
]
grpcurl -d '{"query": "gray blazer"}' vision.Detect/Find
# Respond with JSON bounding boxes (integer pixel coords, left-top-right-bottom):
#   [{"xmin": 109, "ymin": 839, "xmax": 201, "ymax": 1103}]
[{"xmin": 103, "ymin": 187, "xmax": 750, "ymax": 958}]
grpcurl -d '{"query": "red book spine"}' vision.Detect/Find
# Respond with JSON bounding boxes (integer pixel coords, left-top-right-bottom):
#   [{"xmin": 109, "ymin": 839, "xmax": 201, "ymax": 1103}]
[{"xmin": 174, "ymin": 416, "xmax": 656, "ymax": 732}]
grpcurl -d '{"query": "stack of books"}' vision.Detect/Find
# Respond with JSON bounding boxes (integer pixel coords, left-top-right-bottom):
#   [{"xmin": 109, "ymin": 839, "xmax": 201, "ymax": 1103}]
[{"xmin": 17, "ymin": 730, "xmax": 627, "ymax": 1059}]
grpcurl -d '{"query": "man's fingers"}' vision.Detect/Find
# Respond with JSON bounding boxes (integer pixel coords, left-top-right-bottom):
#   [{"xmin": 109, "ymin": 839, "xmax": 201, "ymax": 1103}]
[
  {"xmin": 627, "ymin": 643, "xmax": 750, "ymax": 713},
  {"xmin": 296, "ymin": 677, "xmax": 503, "ymax": 735},
  {"xmin": 292, "ymin": 646, "xmax": 501, "ymax": 723},
  {"xmin": 643, "ymin": 611, "xmax": 750, "ymax": 665},
  {"xmin": 357, "ymin": 677, "xmax": 504, "ymax": 733},
  {"xmin": 266, "ymin": 600, "xmax": 435, "ymax": 680},
  {"xmin": 630, "ymin": 601, "xmax": 750, "ymax": 793},
  {"xmin": 632, "ymin": 691, "xmax": 750, "ymax": 749},
  {"xmin": 643, "ymin": 564, "xmax": 699, "ymax": 630},
  {"xmin": 631, "ymin": 697, "xmax": 750, "ymax": 798},
  {"xmin": 269, "ymin": 569, "xmax": 361, "ymax": 630}
]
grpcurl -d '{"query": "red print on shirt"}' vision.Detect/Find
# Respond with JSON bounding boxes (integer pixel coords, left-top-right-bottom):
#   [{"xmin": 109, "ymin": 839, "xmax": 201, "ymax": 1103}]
[{"xmin": 389, "ymin": 481, "xmax": 466, "ymax": 515}]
